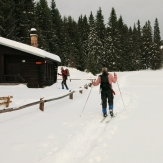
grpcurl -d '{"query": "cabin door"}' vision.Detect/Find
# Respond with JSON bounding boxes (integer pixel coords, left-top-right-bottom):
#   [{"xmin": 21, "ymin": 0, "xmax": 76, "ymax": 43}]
[{"xmin": 5, "ymin": 63, "xmax": 21, "ymax": 82}]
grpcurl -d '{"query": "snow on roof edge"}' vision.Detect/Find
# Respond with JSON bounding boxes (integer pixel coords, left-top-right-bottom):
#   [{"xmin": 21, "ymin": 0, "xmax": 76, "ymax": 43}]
[{"xmin": 0, "ymin": 37, "xmax": 61, "ymax": 62}]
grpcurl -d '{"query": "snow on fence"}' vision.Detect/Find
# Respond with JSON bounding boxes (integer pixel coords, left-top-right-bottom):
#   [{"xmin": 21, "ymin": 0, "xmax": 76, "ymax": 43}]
[{"xmin": 0, "ymin": 83, "xmax": 93, "ymax": 114}]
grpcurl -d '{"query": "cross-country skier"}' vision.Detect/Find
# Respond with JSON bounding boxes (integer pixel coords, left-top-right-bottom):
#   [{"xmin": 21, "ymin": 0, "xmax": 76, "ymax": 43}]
[
  {"xmin": 92, "ymin": 67, "xmax": 117, "ymax": 117},
  {"xmin": 58, "ymin": 67, "xmax": 69, "ymax": 90}
]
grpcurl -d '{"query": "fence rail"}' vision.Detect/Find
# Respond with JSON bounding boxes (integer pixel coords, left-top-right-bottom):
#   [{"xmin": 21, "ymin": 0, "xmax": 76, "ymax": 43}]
[{"xmin": 0, "ymin": 82, "xmax": 92, "ymax": 114}]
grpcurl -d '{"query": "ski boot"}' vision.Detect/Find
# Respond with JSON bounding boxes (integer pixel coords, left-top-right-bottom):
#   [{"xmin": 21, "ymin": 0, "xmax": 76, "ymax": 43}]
[{"xmin": 109, "ymin": 110, "xmax": 114, "ymax": 117}]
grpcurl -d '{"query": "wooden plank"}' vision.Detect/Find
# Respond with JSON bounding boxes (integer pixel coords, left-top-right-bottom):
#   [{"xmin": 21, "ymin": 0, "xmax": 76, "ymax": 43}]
[
  {"xmin": 0, "ymin": 101, "xmax": 12, "ymax": 106},
  {"xmin": 0, "ymin": 96, "xmax": 13, "ymax": 100}
]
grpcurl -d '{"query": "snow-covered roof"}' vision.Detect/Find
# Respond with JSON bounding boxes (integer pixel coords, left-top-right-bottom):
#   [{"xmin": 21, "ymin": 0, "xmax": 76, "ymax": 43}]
[{"xmin": 0, "ymin": 37, "xmax": 61, "ymax": 62}]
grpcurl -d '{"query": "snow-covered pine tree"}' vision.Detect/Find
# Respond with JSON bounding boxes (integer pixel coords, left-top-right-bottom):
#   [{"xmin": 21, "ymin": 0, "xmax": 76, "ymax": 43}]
[
  {"xmin": 50, "ymin": 0, "xmax": 64, "ymax": 57},
  {"xmin": 141, "ymin": 21, "xmax": 153, "ymax": 69},
  {"xmin": 104, "ymin": 26, "xmax": 115, "ymax": 71},
  {"xmin": 13, "ymin": 0, "xmax": 32, "ymax": 43},
  {"xmin": 35, "ymin": 0, "xmax": 55, "ymax": 51},
  {"xmin": 87, "ymin": 12, "xmax": 102, "ymax": 75},
  {"xmin": 66, "ymin": 16, "xmax": 80, "ymax": 68},
  {"xmin": 60, "ymin": 16, "xmax": 71, "ymax": 66},
  {"xmin": 132, "ymin": 24, "xmax": 142, "ymax": 70},
  {"xmin": 23, "ymin": 0, "xmax": 36, "ymax": 44},
  {"xmin": 150, "ymin": 43, "xmax": 161, "ymax": 69},
  {"xmin": 48, "ymin": 0, "xmax": 59, "ymax": 54},
  {"xmin": 117, "ymin": 16, "xmax": 128, "ymax": 71},
  {"xmin": 150, "ymin": 18, "xmax": 161, "ymax": 69},
  {"xmin": 0, "ymin": 0, "xmax": 16, "ymax": 40},
  {"xmin": 153, "ymin": 18, "xmax": 161, "ymax": 47},
  {"xmin": 107, "ymin": 7, "xmax": 121, "ymax": 71},
  {"xmin": 128, "ymin": 27, "xmax": 138, "ymax": 71},
  {"xmin": 95, "ymin": 7, "xmax": 106, "ymax": 47},
  {"xmin": 81, "ymin": 15, "xmax": 89, "ymax": 71},
  {"xmin": 77, "ymin": 15, "xmax": 89, "ymax": 71}
]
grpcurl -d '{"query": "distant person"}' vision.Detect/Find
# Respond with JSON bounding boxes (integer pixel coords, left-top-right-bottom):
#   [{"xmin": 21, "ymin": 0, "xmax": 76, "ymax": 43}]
[
  {"xmin": 58, "ymin": 67, "xmax": 69, "ymax": 90},
  {"xmin": 92, "ymin": 67, "xmax": 117, "ymax": 117}
]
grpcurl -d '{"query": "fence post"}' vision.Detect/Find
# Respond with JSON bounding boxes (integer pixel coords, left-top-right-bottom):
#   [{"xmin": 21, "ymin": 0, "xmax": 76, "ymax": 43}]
[
  {"xmin": 69, "ymin": 92, "xmax": 73, "ymax": 99},
  {"xmin": 6, "ymin": 96, "xmax": 10, "ymax": 107},
  {"xmin": 84, "ymin": 84, "xmax": 88, "ymax": 89},
  {"xmin": 88, "ymin": 83, "xmax": 92, "ymax": 87},
  {"xmin": 39, "ymin": 98, "xmax": 44, "ymax": 111}
]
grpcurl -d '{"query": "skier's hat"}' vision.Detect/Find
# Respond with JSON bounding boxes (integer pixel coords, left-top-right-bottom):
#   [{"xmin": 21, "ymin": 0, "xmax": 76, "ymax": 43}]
[{"xmin": 102, "ymin": 67, "xmax": 108, "ymax": 72}]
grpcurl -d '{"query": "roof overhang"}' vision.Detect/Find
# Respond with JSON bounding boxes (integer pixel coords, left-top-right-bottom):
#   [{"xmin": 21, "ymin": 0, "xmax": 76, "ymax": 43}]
[{"xmin": 0, "ymin": 37, "xmax": 61, "ymax": 62}]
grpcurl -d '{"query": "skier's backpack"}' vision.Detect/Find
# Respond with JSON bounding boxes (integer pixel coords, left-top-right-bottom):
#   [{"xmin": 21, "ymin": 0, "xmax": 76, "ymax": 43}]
[
  {"xmin": 100, "ymin": 73, "xmax": 111, "ymax": 91},
  {"xmin": 65, "ymin": 69, "xmax": 70, "ymax": 77}
]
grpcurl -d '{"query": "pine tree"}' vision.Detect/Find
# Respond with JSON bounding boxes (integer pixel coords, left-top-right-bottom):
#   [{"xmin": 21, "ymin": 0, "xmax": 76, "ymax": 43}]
[
  {"xmin": 150, "ymin": 43, "xmax": 161, "ymax": 69},
  {"xmin": 107, "ymin": 8, "xmax": 121, "ymax": 71},
  {"xmin": 150, "ymin": 18, "xmax": 161, "ymax": 69},
  {"xmin": 141, "ymin": 21, "xmax": 153, "ymax": 69},
  {"xmin": 135, "ymin": 20, "xmax": 143, "ymax": 69},
  {"xmin": 128, "ymin": 27, "xmax": 138, "ymax": 71},
  {"xmin": 153, "ymin": 18, "xmax": 161, "ymax": 46},
  {"xmin": 35, "ymin": 0, "xmax": 57, "ymax": 52},
  {"xmin": 117, "ymin": 16, "xmax": 128, "ymax": 71},
  {"xmin": 104, "ymin": 26, "xmax": 114, "ymax": 71},
  {"xmin": 50, "ymin": 0, "xmax": 62, "ymax": 54},
  {"xmin": 65, "ymin": 16, "xmax": 80, "ymax": 68},
  {"xmin": 77, "ymin": 15, "xmax": 87, "ymax": 71},
  {"xmin": 13, "ymin": 0, "xmax": 30, "ymax": 43},
  {"xmin": 60, "ymin": 16, "xmax": 71, "ymax": 66},
  {"xmin": 87, "ymin": 12, "xmax": 102, "ymax": 74},
  {"xmin": 0, "ymin": 0, "xmax": 16, "ymax": 39},
  {"xmin": 132, "ymin": 23, "xmax": 142, "ymax": 70},
  {"xmin": 23, "ymin": 0, "xmax": 36, "ymax": 44},
  {"xmin": 95, "ymin": 7, "xmax": 106, "ymax": 46},
  {"xmin": 78, "ymin": 15, "xmax": 89, "ymax": 71}
]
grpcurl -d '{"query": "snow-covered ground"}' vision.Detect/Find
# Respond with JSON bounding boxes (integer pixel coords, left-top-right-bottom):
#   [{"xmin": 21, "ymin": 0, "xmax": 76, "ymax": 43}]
[{"xmin": 0, "ymin": 67, "xmax": 163, "ymax": 163}]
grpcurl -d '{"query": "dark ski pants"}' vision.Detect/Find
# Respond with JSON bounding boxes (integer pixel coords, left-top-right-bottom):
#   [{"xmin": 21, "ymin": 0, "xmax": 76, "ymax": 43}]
[
  {"xmin": 101, "ymin": 90, "xmax": 113, "ymax": 109},
  {"xmin": 62, "ymin": 78, "xmax": 68, "ymax": 89}
]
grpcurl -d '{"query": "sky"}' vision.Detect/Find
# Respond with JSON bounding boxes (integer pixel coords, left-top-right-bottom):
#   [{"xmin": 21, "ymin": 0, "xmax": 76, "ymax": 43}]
[
  {"xmin": 46, "ymin": 0, "xmax": 163, "ymax": 39},
  {"xmin": 1, "ymin": 67, "xmax": 163, "ymax": 163}
]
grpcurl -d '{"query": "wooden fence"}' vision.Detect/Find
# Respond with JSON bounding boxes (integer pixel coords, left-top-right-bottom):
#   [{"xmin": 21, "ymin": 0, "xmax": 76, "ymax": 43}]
[
  {"xmin": 0, "ymin": 96, "xmax": 13, "ymax": 108},
  {"xmin": 0, "ymin": 83, "xmax": 93, "ymax": 114}
]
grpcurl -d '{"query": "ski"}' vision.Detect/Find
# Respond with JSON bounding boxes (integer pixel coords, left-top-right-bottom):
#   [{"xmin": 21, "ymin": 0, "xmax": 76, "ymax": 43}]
[
  {"xmin": 106, "ymin": 113, "xmax": 117, "ymax": 123},
  {"xmin": 106, "ymin": 117, "xmax": 112, "ymax": 123},
  {"xmin": 100, "ymin": 116, "xmax": 107, "ymax": 123}
]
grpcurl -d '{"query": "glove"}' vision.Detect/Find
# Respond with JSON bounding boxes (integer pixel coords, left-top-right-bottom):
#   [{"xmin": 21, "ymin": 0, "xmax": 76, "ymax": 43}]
[{"xmin": 114, "ymin": 73, "xmax": 117, "ymax": 77}]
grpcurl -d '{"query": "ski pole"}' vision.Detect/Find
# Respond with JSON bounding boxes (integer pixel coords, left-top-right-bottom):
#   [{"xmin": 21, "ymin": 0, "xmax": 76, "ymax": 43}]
[
  {"xmin": 117, "ymin": 78, "xmax": 125, "ymax": 109},
  {"xmin": 80, "ymin": 84, "xmax": 93, "ymax": 117}
]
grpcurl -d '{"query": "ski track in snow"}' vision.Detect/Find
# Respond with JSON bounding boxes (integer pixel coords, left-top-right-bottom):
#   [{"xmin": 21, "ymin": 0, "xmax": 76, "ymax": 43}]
[{"xmin": 34, "ymin": 72, "xmax": 139, "ymax": 163}]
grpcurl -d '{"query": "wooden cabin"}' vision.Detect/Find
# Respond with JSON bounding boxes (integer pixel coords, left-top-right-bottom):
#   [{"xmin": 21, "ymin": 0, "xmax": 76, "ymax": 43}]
[
  {"xmin": 0, "ymin": 36, "xmax": 61, "ymax": 88},
  {"xmin": 161, "ymin": 46, "xmax": 163, "ymax": 66}
]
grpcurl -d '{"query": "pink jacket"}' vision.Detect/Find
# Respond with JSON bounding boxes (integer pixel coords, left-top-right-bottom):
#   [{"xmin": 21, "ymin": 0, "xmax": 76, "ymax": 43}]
[{"xmin": 93, "ymin": 73, "xmax": 117, "ymax": 88}]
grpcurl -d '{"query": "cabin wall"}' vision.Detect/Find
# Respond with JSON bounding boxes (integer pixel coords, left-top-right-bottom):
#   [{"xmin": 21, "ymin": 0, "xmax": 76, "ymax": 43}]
[
  {"xmin": 161, "ymin": 48, "xmax": 163, "ymax": 67},
  {"xmin": 0, "ymin": 45, "xmax": 59, "ymax": 88},
  {"xmin": 0, "ymin": 54, "xmax": 4, "ymax": 82},
  {"xmin": 41, "ymin": 61, "xmax": 58, "ymax": 87}
]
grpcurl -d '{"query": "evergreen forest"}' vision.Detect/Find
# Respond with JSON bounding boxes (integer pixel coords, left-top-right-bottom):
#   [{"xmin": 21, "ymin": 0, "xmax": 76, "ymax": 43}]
[{"xmin": 0, "ymin": 0, "xmax": 162, "ymax": 74}]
